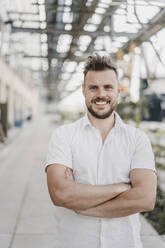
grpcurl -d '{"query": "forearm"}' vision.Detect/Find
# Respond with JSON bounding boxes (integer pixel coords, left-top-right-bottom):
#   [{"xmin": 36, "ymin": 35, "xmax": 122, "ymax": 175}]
[
  {"xmin": 77, "ymin": 187, "xmax": 154, "ymax": 218},
  {"xmin": 54, "ymin": 181, "xmax": 130, "ymax": 211}
]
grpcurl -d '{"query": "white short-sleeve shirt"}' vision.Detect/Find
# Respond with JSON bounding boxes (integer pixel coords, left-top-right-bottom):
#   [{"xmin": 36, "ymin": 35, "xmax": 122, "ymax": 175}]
[{"xmin": 45, "ymin": 112, "xmax": 155, "ymax": 248}]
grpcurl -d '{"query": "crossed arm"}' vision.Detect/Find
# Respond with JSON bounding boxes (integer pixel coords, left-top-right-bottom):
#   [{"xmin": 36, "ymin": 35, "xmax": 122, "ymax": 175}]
[
  {"xmin": 76, "ymin": 169, "xmax": 157, "ymax": 218},
  {"xmin": 46, "ymin": 164, "xmax": 157, "ymax": 218},
  {"xmin": 46, "ymin": 164, "xmax": 130, "ymax": 210}
]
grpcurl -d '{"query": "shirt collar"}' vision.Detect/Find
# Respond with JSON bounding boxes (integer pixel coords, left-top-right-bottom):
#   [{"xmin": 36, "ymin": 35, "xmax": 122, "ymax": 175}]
[{"xmin": 82, "ymin": 111, "xmax": 125, "ymax": 130}]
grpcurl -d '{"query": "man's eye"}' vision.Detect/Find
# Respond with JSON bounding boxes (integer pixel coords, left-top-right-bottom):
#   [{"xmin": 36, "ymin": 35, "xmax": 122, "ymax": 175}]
[
  {"xmin": 105, "ymin": 85, "xmax": 113, "ymax": 90},
  {"xmin": 90, "ymin": 86, "xmax": 97, "ymax": 90}
]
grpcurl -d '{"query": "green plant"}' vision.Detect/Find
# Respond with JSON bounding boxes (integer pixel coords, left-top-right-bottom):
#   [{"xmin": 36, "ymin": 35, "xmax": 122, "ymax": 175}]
[{"xmin": 143, "ymin": 184, "xmax": 165, "ymax": 234}]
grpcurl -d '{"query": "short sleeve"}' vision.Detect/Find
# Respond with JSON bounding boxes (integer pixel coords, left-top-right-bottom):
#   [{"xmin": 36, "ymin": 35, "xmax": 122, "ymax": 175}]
[
  {"xmin": 130, "ymin": 129, "xmax": 156, "ymax": 172},
  {"xmin": 45, "ymin": 127, "xmax": 72, "ymax": 172}
]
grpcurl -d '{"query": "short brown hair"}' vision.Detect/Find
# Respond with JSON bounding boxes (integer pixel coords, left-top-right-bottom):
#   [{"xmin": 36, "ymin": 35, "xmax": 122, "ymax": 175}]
[{"xmin": 83, "ymin": 53, "xmax": 118, "ymax": 79}]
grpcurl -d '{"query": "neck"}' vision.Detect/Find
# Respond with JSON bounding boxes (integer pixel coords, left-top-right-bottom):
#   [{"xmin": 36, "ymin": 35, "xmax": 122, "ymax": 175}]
[{"xmin": 87, "ymin": 111, "xmax": 115, "ymax": 136}]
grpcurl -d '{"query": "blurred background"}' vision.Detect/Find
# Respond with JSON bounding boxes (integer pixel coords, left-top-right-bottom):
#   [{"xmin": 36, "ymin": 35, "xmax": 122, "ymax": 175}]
[{"xmin": 0, "ymin": 0, "xmax": 165, "ymax": 248}]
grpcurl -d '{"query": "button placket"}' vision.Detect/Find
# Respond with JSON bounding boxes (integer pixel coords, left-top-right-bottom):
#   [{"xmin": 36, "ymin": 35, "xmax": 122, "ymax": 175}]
[{"xmin": 95, "ymin": 128, "xmax": 116, "ymax": 248}]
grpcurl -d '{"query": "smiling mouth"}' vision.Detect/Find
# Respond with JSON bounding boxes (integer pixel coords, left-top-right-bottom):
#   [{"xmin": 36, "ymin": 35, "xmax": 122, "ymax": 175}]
[
  {"xmin": 95, "ymin": 101, "xmax": 107, "ymax": 105},
  {"xmin": 93, "ymin": 99, "xmax": 110, "ymax": 105}
]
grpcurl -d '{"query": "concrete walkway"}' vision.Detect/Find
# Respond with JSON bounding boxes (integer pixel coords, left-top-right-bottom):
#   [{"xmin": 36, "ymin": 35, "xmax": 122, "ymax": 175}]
[{"xmin": 0, "ymin": 113, "xmax": 165, "ymax": 248}]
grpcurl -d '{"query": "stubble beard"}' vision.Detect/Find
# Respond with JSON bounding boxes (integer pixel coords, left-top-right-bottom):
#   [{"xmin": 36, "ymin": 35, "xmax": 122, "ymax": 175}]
[{"xmin": 87, "ymin": 103, "xmax": 116, "ymax": 119}]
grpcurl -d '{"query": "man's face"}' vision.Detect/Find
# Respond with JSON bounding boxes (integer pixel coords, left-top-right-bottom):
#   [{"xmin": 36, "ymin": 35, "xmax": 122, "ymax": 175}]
[{"xmin": 82, "ymin": 69, "xmax": 120, "ymax": 119}]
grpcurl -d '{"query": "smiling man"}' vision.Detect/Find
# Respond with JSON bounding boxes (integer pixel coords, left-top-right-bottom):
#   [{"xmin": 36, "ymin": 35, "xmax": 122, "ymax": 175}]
[
  {"xmin": 45, "ymin": 54, "xmax": 157, "ymax": 248},
  {"xmin": 83, "ymin": 65, "xmax": 119, "ymax": 120}
]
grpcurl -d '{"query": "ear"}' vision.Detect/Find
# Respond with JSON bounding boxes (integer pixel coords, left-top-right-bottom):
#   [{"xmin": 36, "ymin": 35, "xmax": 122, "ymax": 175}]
[{"xmin": 118, "ymin": 85, "xmax": 121, "ymax": 95}]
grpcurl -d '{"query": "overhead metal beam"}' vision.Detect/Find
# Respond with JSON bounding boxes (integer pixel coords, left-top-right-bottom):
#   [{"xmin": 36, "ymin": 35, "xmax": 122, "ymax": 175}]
[
  {"xmin": 66, "ymin": 0, "xmax": 100, "ymax": 58},
  {"xmin": 86, "ymin": 0, "xmax": 122, "ymax": 54},
  {"xmin": 35, "ymin": 1, "xmax": 165, "ymax": 8},
  {"xmin": 11, "ymin": 25, "xmax": 114, "ymax": 37},
  {"xmin": 7, "ymin": 11, "xmax": 39, "ymax": 15},
  {"xmin": 23, "ymin": 55, "xmax": 47, "ymax": 58},
  {"xmin": 121, "ymin": 7, "xmax": 165, "ymax": 53},
  {"xmin": 49, "ymin": 0, "xmax": 100, "ymax": 86}
]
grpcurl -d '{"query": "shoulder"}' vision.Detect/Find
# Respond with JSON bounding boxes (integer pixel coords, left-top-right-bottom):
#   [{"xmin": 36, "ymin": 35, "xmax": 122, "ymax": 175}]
[
  {"xmin": 51, "ymin": 117, "xmax": 84, "ymax": 141},
  {"xmin": 122, "ymin": 123, "xmax": 151, "ymax": 146},
  {"xmin": 115, "ymin": 113, "xmax": 151, "ymax": 145}
]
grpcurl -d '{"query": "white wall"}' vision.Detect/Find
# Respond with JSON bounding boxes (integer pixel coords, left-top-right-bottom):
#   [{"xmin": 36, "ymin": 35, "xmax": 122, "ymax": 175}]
[{"xmin": 0, "ymin": 57, "xmax": 39, "ymax": 128}]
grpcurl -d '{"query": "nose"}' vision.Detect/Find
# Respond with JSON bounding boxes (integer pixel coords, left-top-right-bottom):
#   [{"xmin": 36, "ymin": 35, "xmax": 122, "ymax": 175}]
[{"xmin": 97, "ymin": 87, "xmax": 106, "ymax": 98}]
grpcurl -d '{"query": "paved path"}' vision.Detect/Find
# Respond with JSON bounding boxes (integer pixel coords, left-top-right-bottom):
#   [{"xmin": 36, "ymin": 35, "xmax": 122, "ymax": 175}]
[{"xmin": 0, "ymin": 114, "xmax": 164, "ymax": 248}]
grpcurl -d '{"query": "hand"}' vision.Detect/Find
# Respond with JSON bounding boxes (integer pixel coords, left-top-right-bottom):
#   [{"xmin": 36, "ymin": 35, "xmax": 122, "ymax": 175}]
[
  {"xmin": 75, "ymin": 208, "xmax": 94, "ymax": 216},
  {"xmin": 75, "ymin": 209, "xmax": 86, "ymax": 215},
  {"xmin": 65, "ymin": 167, "xmax": 74, "ymax": 181}
]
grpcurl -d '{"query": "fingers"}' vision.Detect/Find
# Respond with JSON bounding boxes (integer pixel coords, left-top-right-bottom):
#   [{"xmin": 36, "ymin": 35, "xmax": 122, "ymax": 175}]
[
  {"xmin": 67, "ymin": 168, "xmax": 74, "ymax": 180},
  {"xmin": 65, "ymin": 168, "xmax": 74, "ymax": 181},
  {"xmin": 125, "ymin": 183, "xmax": 131, "ymax": 190}
]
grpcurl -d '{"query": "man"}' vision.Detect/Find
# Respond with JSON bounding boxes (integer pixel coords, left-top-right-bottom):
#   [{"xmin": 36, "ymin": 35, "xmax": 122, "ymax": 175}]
[{"xmin": 45, "ymin": 54, "xmax": 157, "ymax": 248}]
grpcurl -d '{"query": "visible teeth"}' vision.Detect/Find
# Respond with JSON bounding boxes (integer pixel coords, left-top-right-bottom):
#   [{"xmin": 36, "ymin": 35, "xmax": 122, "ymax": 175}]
[{"xmin": 95, "ymin": 102, "xmax": 106, "ymax": 105}]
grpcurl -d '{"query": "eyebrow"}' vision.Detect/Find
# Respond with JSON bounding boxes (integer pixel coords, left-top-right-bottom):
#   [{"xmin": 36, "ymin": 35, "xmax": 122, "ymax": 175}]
[
  {"xmin": 88, "ymin": 83, "xmax": 97, "ymax": 86},
  {"xmin": 88, "ymin": 83, "xmax": 114, "ymax": 86}
]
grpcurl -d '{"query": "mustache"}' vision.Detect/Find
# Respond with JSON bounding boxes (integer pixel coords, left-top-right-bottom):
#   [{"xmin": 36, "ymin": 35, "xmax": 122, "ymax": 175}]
[{"xmin": 91, "ymin": 97, "xmax": 111, "ymax": 104}]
